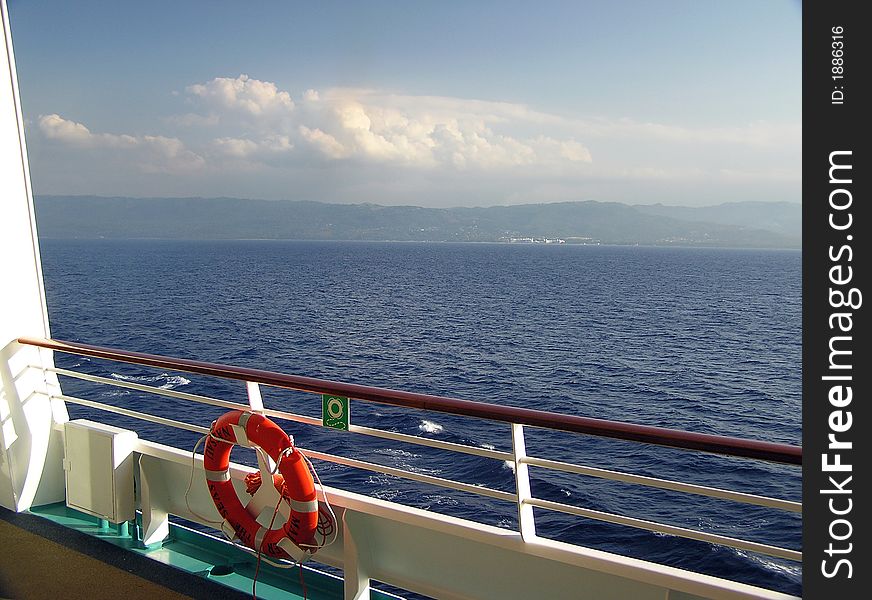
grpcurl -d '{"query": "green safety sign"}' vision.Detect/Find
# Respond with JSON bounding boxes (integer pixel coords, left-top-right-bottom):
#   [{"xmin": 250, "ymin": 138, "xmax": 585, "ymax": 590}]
[{"xmin": 321, "ymin": 394, "xmax": 350, "ymax": 430}]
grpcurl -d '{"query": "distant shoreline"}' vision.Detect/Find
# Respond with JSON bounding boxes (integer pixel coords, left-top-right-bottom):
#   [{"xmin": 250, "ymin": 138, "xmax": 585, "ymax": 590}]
[
  {"xmin": 37, "ymin": 237, "xmax": 801, "ymax": 251},
  {"xmin": 34, "ymin": 195, "xmax": 801, "ymax": 250}
]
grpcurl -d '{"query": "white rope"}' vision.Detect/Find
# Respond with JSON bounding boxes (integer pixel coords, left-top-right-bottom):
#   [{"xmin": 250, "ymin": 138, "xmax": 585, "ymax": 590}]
[
  {"xmin": 181, "ymin": 413, "xmax": 328, "ymax": 569},
  {"xmin": 184, "ymin": 432, "xmax": 227, "ymax": 526},
  {"xmin": 299, "ymin": 449, "xmax": 339, "ymax": 550},
  {"xmin": 196, "ymin": 425, "xmax": 301, "ymax": 569}
]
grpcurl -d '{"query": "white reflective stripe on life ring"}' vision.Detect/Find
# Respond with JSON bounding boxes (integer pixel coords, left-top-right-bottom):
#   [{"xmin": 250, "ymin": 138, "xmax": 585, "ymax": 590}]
[
  {"xmin": 231, "ymin": 423, "xmax": 250, "ymax": 447},
  {"xmin": 290, "ymin": 498, "xmax": 319, "ymax": 514},
  {"xmin": 204, "ymin": 468, "xmax": 230, "ymax": 482}
]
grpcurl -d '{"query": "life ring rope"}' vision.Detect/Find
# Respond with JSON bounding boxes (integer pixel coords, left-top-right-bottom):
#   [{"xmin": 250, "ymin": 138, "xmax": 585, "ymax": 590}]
[
  {"xmin": 180, "ymin": 410, "xmax": 336, "ymax": 565},
  {"xmin": 183, "ymin": 433, "xmax": 304, "ymax": 571}
]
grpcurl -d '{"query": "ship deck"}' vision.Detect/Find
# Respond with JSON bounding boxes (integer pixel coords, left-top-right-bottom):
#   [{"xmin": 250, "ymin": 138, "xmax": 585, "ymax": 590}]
[
  {"xmin": 0, "ymin": 504, "xmax": 387, "ymax": 600},
  {"xmin": 1, "ymin": 506, "xmax": 195, "ymax": 599}
]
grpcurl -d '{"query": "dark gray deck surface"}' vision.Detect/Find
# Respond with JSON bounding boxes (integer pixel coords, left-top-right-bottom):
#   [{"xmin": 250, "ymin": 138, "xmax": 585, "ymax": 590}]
[{"xmin": 0, "ymin": 506, "xmax": 250, "ymax": 600}]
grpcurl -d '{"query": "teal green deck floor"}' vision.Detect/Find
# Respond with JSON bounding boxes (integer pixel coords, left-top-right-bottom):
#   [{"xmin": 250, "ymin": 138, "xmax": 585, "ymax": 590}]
[{"xmin": 29, "ymin": 503, "xmax": 399, "ymax": 600}]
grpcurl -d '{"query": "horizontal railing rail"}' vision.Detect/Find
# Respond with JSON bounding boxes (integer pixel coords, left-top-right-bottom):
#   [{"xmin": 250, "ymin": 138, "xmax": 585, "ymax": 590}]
[
  {"xmin": 46, "ymin": 365, "xmax": 798, "ymax": 511},
  {"xmin": 53, "ymin": 391, "xmax": 516, "ymax": 504},
  {"xmin": 20, "ymin": 337, "xmax": 801, "ymax": 465},
  {"xmin": 21, "ymin": 336, "xmax": 802, "ymax": 564},
  {"xmin": 524, "ymin": 497, "xmax": 800, "ymax": 561},
  {"xmin": 45, "ymin": 366, "xmax": 514, "ymax": 462},
  {"xmin": 521, "ymin": 456, "xmax": 801, "ymax": 513}
]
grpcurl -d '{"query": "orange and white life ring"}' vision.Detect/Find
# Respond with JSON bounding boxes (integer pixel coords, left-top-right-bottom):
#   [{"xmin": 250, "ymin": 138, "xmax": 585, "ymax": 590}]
[{"xmin": 203, "ymin": 410, "xmax": 318, "ymax": 560}]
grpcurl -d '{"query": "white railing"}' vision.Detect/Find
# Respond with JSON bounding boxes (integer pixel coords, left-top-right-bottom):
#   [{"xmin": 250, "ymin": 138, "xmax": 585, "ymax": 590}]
[{"xmin": 24, "ymin": 338, "xmax": 802, "ymax": 565}]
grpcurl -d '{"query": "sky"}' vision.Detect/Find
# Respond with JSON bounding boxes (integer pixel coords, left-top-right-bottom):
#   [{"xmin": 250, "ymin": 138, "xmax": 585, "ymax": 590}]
[{"xmin": 8, "ymin": 1, "xmax": 801, "ymax": 208}]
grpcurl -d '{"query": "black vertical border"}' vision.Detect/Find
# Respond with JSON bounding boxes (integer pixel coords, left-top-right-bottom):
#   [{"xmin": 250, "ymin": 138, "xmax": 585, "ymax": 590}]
[{"xmin": 803, "ymin": 1, "xmax": 868, "ymax": 598}]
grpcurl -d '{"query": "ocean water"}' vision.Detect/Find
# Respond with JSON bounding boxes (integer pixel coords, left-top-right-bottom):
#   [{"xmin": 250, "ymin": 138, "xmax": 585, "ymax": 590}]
[{"xmin": 39, "ymin": 240, "xmax": 802, "ymax": 596}]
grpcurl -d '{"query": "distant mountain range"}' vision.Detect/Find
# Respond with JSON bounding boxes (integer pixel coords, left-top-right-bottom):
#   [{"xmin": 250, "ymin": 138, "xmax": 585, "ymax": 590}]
[{"xmin": 34, "ymin": 196, "xmax": 800, "ymax": 248}]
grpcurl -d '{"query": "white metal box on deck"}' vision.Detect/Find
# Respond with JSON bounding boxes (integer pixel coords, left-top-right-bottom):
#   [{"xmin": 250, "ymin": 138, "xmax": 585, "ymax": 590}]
[{"xmin": 63, "ymin": 419, "xmax": 137, "ymax": 523}]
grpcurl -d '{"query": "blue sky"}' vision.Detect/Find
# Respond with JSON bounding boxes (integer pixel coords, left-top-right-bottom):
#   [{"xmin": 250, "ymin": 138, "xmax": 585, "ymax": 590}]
[{"xmin": 9, "ymin": 1, "xmax": 801, "ymax": 207}]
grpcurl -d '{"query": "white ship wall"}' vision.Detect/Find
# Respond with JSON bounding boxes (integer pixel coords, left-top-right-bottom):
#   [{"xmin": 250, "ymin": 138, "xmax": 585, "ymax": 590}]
[{"xmin": 0, "ymin": 0, "xmax": 66, "ymax": 511}]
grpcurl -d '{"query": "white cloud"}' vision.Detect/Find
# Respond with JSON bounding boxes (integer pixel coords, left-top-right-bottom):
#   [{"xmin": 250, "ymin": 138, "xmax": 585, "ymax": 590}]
[
  {"xmin": 187, "ymin": 74, "xmax": 294, "ymax": 117},
  {"xmin": 33, "ymin": 75, "xmax": 799, "ymax": 206},
  {"xmin": 38, "ymin": 114, "xmax": 205, "ymax": 173},
  {"xmin": 317, "ymin": 90, "xmax": 800, "ymax": 148},
  {"xmin": 298, "ymin": 126, "xmax": 349, "ymax": 159},
  {"xmin": 179, "ymin": 75, "xmax": 594, "ymax": 170},
  {"xmin": 42, "ymin": 76, "xmax": 793, "ymax": 179},
  {"xmin": 39, "ymin": 113, "xmax": 93, "ymax": 144},
  {"xmin": 562, "ymin": 116, "xmax": 800, "ymax": 148},
  {"xmin": 210, "ymin": 135, "xmax": 294, "ymax": 159},
  {"xmin": 211, "ymin": 137, "xmax": 260, "ymax": 158}
]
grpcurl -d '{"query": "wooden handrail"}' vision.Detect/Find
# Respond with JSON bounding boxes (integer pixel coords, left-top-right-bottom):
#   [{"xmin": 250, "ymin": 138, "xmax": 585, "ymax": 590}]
[{"xmin": 19, "ymin": 336, "xmax": 802, "ymax": 465}]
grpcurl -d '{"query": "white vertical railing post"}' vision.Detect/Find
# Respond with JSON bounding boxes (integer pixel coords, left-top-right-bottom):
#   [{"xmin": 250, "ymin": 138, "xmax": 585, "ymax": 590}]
[
  {"xmin": 343, "ymin": 511, "xmax": 372, "ymax": 600},
  {"xmin": 511, "ymin": 423, "xmax": 536, "ymax": 542},
  {"xmin": 246, "ymin": 381, "xmax": 264, "ymax": 412},
  {"xmin": 246, "ymin": 381, "xmax": 273, "ymax": 469},
  {"xmin": 138, "ymin": 455, "xmax": 169, "ymax": 546}
]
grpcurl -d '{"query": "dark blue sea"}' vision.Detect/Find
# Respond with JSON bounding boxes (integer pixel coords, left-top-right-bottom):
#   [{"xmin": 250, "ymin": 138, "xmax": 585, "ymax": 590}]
[{"xmin": 39, "ymin": 240, "xmax": 802, "ymax": 596}]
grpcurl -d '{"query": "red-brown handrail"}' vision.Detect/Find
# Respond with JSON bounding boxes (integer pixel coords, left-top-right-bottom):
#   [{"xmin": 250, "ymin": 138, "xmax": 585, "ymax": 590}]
[{"xmin": 19, "ymin": 336, "xmax": 802, "ymax": 465}]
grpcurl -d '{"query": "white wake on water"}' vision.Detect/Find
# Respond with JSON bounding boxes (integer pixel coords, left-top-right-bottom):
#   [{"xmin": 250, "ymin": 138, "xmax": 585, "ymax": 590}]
[
  {"xmin": 110, "ymin": 372, "xmax": 191, "ymax": 390},
  {"xmin": 734, "ymin": 549, "xmax": 801, "ymax": 577},
  {"xmin": 418, "ymin": 420, "xmax": 444, "ymax": 434},
  {"xmin": 159, "ymin": 375, "xmax": 191, "ymax": 389}
]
